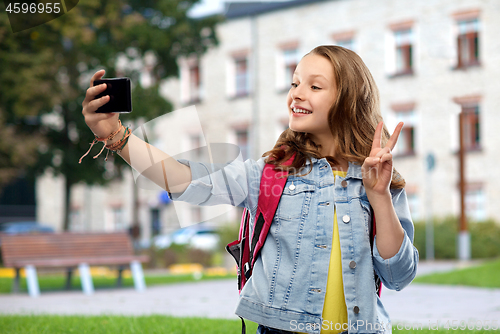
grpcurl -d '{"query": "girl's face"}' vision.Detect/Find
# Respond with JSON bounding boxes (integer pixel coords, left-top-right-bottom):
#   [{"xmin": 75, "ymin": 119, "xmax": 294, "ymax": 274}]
[{"xmin": 287, "ymin": 54, "xmax": 337, "ymax": 138}]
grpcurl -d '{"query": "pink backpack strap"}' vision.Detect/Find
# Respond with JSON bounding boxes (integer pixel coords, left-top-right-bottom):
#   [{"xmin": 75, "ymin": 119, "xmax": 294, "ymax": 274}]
[{"xmin": 248, "ymin": 154, "xmax": 295, "ymax": 269}]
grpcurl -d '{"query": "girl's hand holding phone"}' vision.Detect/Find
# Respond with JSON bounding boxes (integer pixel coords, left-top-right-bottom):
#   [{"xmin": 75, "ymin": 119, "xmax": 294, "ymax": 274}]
[{"xmin": 81, "ymin": 70, "xmax": 121, "ymax": 139}]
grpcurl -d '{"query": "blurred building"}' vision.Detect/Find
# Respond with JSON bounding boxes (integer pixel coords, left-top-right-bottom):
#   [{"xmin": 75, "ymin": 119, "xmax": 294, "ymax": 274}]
[{"xmin": 38, "ymin": 0, "xmax": 500, "ymax": 238}]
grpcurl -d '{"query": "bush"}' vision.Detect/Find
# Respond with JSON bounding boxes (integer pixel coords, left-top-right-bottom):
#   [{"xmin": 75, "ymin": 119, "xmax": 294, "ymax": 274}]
[
  {"xmin": 215, "ymin": 221, "xmax": 241, "ymax": 253},
  {"xmin": 413, "ymin": 216, "xmax": 500, "ymax": 259},
  {"xmin": 161, "ymin": 243, "xmax": 215, "ymax": 268}
]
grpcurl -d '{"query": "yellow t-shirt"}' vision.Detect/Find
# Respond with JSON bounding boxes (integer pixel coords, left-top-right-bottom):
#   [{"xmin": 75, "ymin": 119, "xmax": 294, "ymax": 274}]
[{"xmin": 321, "ymin": 170, "xmax": 348, "ymax": 333}]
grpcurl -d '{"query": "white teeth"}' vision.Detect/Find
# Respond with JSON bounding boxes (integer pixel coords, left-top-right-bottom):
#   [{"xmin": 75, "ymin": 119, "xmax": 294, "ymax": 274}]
[{"xmin": 293, "ymin": 107, "xmax": 312, "ymax": 114}]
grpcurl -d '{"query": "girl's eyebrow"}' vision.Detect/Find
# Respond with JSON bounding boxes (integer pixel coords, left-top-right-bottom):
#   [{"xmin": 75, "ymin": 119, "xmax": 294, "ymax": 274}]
[
  {"xmin": 293, "ymin": 72, "xmax": 329, "ymax": 81},
  {"xmin": 309, "ymin": 74, "xmax": 328, "ymax": 80}
]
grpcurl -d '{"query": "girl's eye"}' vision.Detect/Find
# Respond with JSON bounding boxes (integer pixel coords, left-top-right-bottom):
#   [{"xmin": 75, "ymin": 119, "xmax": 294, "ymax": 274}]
[
  {"xmin": 291, "ymin": 82, "xmax": 298, "ymax": 88},
  {"xmin": 312, "ymin": 86, "xmax": 321, "ymax": 90}
]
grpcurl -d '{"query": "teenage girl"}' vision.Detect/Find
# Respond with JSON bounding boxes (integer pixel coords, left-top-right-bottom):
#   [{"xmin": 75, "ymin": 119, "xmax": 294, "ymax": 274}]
[{"xmin": 82, "ymin": 45, "xmax": 419, "ymax": 334}]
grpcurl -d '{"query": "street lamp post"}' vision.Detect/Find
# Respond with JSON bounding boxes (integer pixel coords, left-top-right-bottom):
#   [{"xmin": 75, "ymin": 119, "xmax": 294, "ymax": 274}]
[
  {"xmin": 425, "ymin": 153, "xmax": 436, "ymax": 260},
  {"xmin": 458, "ymin": 111, "xmax": 471, "ymax": 261}
]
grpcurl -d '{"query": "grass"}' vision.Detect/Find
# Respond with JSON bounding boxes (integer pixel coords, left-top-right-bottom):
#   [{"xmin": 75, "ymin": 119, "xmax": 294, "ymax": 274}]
[
  {"xmin": 414, "ymin": 258, "xmax": 500, "ymax": 288},
  {"xmin": 0, "ymin": 315, "xmax": 258, "ymax": 334},
  {"xmin": 0, "ymin": 315, "xmax": 498, "ymax": 333},
  {"xmin": 0, "ymin": 272, "xmax": 236, "ymax": 294}
]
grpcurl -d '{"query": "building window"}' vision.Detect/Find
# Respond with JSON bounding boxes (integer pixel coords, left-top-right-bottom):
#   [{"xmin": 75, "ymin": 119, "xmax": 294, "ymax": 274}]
[
  {"xmin": 332, "ymin": 30, "xmax": 355, "ymax": 51},
  {"xmin": 336, "ymin": 39, "xmax": 354, "ymax": 51},
  {"xmin": 394, "ymin": 28, "xmax": 413, "ymax": 75},
  {"xmin": 391, "ymin": 103, "xmax": 417, "ymax": 156},
  {"xmin": 235, "ymin": 57, "xmax": 249, "ymax": 97},
  {"xmin": 283, "ymin": 48, "xmax": 298, "ymax": 88},
  {"xmin": 112, "ymin": 206, "xmax": 125, "ymax": 231},
  {"xmin": 466, "ymin": 185, "xmax": 486, "ymax": 221},
  {"xmin": 235, "ymin": 128, "xmax": 249, "ymax": 160},
  {"xmin": 276, "ymin": 42, "xmax": 300, "ymax": 92},
  {"xmin": 70, "ymin": 207, "xmax": 84, "ymax": 231},
  {"xmin": 189, "ymin": 63, "xmax": 201, "ymax": 103},
  {"xmin": 151, "ymin": 208, "xmax": 161, "ymax": 236},
  {"xmin": 461, "ymin": 104, "xmax": 481, "ymax": 151},
  {"xmin": 456, "ymin": 18, "xmax": 480, "ymax": 68},
  {"xmin": 180, "ymin": 58, "xmax": 202, "ymax": 104}
]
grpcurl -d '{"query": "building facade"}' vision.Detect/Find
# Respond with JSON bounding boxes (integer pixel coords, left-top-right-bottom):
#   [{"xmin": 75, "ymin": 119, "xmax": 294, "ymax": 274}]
[{"xmin": 38, "ymin": 0, "xmax": 500, "ymax": 239}]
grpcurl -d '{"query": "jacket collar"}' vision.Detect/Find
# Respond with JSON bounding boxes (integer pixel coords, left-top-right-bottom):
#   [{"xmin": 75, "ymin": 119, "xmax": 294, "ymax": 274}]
[{"xmin": 304, "ymin": 157, "xmax": 363, "ymax": 180}]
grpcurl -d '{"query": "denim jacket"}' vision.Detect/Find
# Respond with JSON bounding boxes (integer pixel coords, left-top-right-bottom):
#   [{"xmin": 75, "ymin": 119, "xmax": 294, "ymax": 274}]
[{"xmin": 171, "ymin": 156, "xmax": 419, "ymax": 334}]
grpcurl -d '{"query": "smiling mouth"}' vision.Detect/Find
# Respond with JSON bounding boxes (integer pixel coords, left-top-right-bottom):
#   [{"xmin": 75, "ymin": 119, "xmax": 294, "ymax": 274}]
[{"xmin": 292, "ymin": 107, "xmax": 312, "ymax": 114}]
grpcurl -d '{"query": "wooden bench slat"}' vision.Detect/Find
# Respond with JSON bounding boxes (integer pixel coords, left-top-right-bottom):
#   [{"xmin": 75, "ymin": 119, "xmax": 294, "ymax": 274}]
[
  {"xmin": 8, "ymin": 255, "xmax": 150, "ymax": 268},
  {"xmin": 0, "ymin": 232, "xmax": 149, "ymax": 268}
]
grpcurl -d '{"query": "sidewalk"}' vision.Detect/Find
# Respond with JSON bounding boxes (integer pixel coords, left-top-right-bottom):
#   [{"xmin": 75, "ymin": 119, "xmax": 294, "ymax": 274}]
[{"xmin": 0, "ymin": 260, "xmax": 499, "ymax": 326}]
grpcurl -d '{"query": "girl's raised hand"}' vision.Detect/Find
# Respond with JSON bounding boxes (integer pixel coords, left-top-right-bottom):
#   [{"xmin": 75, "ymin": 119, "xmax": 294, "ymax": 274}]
[
  {"xmin": 82, "ymin": 70, "xmax": 120, "ymax": 138},
  {"xmin": 362, "ymin": 121, "xmax": 404, "ymax": 197}
]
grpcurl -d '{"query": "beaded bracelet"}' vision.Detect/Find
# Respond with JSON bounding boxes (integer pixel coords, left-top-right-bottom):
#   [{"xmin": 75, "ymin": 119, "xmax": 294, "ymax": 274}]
[
  {"xmin": 115, "ymin": 130, "xmax": 131, "ymax": 153},
  {"xmin": 79, "ymin": 120, "xmax": 123, "ymax": 164},
  {"xmin": 106, "ymin": 127, "xmax": 131, "ymax": 152}
]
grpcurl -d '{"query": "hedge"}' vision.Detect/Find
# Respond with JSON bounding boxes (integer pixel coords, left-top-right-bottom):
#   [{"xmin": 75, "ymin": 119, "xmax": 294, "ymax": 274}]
[{"xmin": 413, "ymin": 216, "xmax": 500, "ymax": 259}]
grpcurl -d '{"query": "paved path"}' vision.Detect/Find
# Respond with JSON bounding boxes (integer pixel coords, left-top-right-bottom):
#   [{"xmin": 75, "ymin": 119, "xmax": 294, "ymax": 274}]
[{"xmin": 1, "ymin": 261, "xmax": 499, "ymax": 327}]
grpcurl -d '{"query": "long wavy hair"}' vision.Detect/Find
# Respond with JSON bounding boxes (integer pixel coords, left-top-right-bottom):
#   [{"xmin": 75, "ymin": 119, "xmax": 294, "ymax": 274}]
[{"xmin": 263, "ymin": 45, "xmax": 405, "ymax": 189}]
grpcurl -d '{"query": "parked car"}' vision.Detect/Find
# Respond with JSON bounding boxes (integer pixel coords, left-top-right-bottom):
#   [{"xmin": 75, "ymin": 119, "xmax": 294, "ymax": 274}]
[
  {"xmin": 0, "ymin": 221, "xmax": 55, "ymax": 246},
  {"xmin": 153, "ymin": 225, "xmax": 220, "ymax": 251},
  {"xmin": 0, "ymin": 221, "xmax": 55, "ymax": 234}
]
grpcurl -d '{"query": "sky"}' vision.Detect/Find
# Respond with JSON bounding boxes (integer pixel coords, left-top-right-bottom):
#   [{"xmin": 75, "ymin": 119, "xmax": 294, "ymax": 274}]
[
  {"xmin": 188, "ymin": 0, "xmax": 292, "ymax": 17},
  {"xmin": 189, "ymin": 0, "xmax": 226, "ymax": 17}
]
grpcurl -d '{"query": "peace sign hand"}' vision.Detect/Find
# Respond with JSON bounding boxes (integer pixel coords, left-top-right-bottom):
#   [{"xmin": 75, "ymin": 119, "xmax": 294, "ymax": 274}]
[{"xmin": 362, "ymin": 121, "xmax": 404, "ymax": 197}]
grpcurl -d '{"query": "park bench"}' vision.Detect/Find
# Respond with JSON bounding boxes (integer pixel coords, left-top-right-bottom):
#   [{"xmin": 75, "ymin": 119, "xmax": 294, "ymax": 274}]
[{"xmin": 0, "ymin": 232, "xmax": 149, "ymax": 297}]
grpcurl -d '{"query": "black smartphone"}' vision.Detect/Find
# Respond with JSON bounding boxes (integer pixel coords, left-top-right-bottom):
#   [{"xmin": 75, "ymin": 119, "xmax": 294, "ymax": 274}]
[{"xmin": 94, "ymin": 77, "xmax": 132, "ymax": 113}]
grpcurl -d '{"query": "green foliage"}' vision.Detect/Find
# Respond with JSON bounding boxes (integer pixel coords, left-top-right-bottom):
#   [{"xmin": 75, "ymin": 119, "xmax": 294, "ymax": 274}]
[
  {"xmin": 413, "ymin": 217, "xmax": 500, "ymax": 259},
  {"xmin": 0, "ymin": 0, "xmax": 220, "ymax": 228},
  {"xmin": 215, "ymin": 220, "xmax": 241, "ymax": 253},
  {"xmin": 470, "ymin": 220, "xmax": 500, "ymax": 258},
  {"xmin": 414, "ymin": 258, "xmax": 500, "ymax": 288},
  {"xmin": 147, "ymin": 242, "xmax": 218, "ymax": 269},
  {"xmin": 0, "ymin": 316, "xmax": 497, "ymax": 334}
]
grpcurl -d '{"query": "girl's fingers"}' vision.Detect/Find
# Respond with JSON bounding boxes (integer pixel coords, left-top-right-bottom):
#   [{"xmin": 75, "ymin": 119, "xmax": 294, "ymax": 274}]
[
  {"xmin": 90, "ymin": 69, "xmax": 106, "ymax": 87},
  {"xmin": 380, "ymin": 152, "xmax": 393, "ymax": 164},
  {"xmin": 371, "ymin": 121, "xmax": 384, "ymax": 151},
  {"xmin": 82, "ymin": 70, "xmax": 107, "ymax": 107},
  {"xmin": 362, "ymin": 156, "xmax": 380, "ymax": 171},
  {"xmin": 86, "ymin": 95, "xmax": 110, "ymax": 112},
  {"xmin": 83, "ymin": 84, "xmax": 108, "ymax": 105},
  {"xmin": 387, "ymin": 122, "xmax": 404, "ymax": 151},
  {"xmin": 83, "ymin": 84, "xmax": 108, "ymax": 109},
  {"xmin": 374, "ymin": 146, "xmax": 391, "ymax": 158}
]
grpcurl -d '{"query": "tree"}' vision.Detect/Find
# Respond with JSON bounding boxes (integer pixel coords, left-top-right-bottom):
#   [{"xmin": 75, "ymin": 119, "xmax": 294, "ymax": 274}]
[{"xmin": 0, "ymin": 0, "xmax": 220, "ymax": 230}]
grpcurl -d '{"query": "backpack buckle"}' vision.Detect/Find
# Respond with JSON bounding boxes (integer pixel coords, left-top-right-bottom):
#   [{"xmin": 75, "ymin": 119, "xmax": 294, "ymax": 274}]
[{"xmin": 243, "ymin": 262, "xmax": 251, "ymax": 279}]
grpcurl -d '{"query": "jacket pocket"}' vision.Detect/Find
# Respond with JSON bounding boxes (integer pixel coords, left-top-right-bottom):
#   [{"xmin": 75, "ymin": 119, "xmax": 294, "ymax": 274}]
[{"xmin": 276, "ymin": 180, "xmax": 316, "ymax": 220}]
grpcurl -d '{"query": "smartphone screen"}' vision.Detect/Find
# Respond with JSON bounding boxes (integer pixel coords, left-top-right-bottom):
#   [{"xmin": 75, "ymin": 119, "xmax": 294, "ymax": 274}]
[{"xmin": 94, "ymin": 78, "xmax": 132, "ymax": 113}]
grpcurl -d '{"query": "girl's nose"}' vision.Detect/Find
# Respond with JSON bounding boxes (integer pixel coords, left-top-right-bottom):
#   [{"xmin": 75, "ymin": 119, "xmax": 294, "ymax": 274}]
[{"xmin": 291, "ymin": 86, "xmax": 304, "ymax": 101}]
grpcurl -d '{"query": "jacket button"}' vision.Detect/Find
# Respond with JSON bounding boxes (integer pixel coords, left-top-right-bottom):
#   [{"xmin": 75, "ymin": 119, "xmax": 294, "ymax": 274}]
[
  {"xmin": 342, "ymin": 215, "xmax": 350, "ymax": 223},
  {"xmin": 349, "ymin": 261, "xmax": 356, "ymax": 269},
  {"xmin": 341, "ymin": 180, "xmax": 348, "ymax": 188},
  {"xmin": 353, "ymin": 306, "xmax": 360, "ymax": 314},
  {"xmin": 289, "ymin": 184, "xmax": 295, "ymax": 191}
]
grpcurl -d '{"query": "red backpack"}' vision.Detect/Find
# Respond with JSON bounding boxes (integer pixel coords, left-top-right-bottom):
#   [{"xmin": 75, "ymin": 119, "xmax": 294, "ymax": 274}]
[
  {"xmin": 226, "ymin": 154, "xmax": 295, "ymax": 292},
  {"xmin": 225, "ymin": 156, "xmax": 381, "ymax": 332}
]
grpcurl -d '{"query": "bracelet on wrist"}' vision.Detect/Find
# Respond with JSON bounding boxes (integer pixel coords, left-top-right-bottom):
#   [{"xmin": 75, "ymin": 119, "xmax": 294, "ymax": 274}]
[
  {"xmin": 106, "ymin": 127, "xmax": 131, "ymax": 153},
  {"xmin": 79, "ymin": 120, "xmax": 126, "ymax": 163}
]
